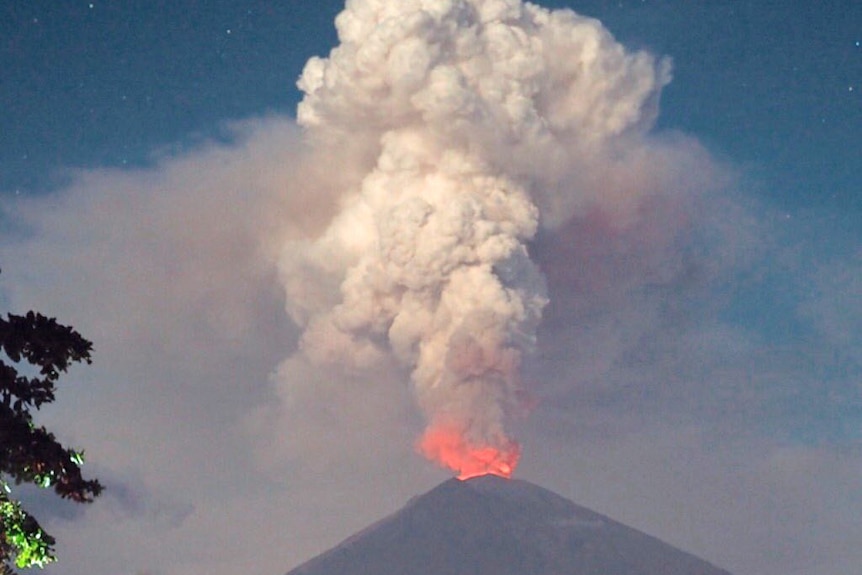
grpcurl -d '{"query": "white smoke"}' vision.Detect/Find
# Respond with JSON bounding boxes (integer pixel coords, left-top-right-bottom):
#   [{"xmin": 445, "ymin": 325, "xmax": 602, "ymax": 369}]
[{"xmin": 271, "ymin": 0, "xmax": 694, "ymax": 475}]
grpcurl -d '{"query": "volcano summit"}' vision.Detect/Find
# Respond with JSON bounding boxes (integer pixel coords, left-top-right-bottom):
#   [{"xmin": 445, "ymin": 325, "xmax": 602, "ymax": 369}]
[{"xmin": 287, "ymin": 475, "xmax": 733, "ymax": 575}]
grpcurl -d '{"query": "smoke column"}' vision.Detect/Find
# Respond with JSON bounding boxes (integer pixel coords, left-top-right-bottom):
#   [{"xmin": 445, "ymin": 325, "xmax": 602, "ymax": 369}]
[{"xmin": 277, "ymin": 0, "xmax": 671, "ymax": 479}]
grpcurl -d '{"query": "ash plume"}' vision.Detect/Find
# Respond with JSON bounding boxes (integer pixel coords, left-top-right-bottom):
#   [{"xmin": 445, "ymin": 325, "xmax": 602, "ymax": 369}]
[{"xmin": 272, "ymin": 0, "xmax": 696, "ymax": 478}]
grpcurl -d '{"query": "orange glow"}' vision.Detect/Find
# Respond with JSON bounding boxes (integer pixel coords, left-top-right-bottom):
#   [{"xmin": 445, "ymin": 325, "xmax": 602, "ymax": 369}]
[{"xmin": 418, "ymin": 426, "xmax": 520, "ymax": 480}]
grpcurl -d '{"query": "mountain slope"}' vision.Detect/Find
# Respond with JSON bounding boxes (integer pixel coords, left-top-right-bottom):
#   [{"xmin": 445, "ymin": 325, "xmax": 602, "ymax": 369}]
[{"xmin": 287, "ymin": 475, "xmax": 733, "ymax": 575}]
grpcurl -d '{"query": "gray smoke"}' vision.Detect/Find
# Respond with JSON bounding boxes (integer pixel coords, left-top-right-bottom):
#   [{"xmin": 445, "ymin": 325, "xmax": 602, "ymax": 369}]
[{"xmin": 272, "ymin": 0, "xmax": 683, "ymax": 476}]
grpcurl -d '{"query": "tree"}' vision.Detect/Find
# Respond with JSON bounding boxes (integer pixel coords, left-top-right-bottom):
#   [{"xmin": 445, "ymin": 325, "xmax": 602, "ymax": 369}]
[{"xmin": 1, "ymin": 303, "xmax": 102, "ymax": 573}]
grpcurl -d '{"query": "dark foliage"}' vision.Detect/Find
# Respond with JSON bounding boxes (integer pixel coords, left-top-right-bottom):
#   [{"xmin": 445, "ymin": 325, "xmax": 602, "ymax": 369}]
[{"xmin": 0, "ymin": 304, "xmax": 102, "ymax": 572}]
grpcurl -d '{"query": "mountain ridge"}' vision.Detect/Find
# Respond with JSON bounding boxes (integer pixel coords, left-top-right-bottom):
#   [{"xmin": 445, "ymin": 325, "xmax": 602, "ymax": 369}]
[{"xmin": 287, "ymin": 475, "xmax": 734, "ymax": 575}]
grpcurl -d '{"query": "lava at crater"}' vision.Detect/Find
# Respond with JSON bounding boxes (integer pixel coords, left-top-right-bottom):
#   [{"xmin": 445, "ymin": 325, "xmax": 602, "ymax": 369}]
[{"xmin": 419, "ymin": 425, "xmax": 520, "ymax": 480}]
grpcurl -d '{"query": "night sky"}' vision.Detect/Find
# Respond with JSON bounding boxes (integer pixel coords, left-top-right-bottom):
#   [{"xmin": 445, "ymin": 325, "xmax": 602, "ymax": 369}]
[
  {"xmin": 5, "ymin": 1, "xmax": 860, "ymax": 211},
  {"xmin": 1, "ymin": 2, "xmax": 860, "ymax": 575}
]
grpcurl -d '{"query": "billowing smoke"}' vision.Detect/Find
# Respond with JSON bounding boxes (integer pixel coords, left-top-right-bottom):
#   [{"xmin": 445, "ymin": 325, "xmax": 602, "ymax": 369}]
[{"xmin": 275, "ymin": 0, "xmax": 677, "ymax": 478}]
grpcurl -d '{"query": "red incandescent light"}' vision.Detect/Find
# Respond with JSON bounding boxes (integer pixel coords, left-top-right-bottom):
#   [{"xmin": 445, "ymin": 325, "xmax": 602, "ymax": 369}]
[{"xmin": 419, "ymin": 426, "xmax": 520, "ymax": 480}]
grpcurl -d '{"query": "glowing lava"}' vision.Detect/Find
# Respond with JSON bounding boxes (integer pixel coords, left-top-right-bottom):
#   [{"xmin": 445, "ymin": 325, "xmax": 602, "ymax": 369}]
[{"xmin": 418, "ymin": 425, "xmax": 520, "ymax": 480}]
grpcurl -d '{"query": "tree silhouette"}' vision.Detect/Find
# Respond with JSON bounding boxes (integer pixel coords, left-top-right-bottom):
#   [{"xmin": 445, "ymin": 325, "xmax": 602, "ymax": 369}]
[{"xmin": 1, "ymin": 300, "xmax": 102, "ymax": 573}]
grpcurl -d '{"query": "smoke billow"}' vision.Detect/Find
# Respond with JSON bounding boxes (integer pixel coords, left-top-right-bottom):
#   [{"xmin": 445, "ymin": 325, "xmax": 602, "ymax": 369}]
[{"xmin": 273, "ymin": 0, "xmax": 687, "ymax": 478}]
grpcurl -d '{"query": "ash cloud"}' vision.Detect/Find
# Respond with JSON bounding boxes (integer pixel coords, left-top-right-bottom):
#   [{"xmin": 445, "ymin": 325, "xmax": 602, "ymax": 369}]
[{"xmin": 266, "ymin": 0, "xmax": 717, "ymax": 477}]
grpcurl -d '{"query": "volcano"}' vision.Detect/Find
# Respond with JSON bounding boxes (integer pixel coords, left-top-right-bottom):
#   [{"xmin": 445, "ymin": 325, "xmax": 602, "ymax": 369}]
[{"xmin": 286, "ymin": 475, "xmax": 733, "ymax": 575}]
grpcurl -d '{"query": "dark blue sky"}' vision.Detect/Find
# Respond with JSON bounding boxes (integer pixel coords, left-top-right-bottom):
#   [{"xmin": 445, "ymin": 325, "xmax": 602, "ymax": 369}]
[
  {"xmin": 2, "ymin": 1, "xmax": 334, "ymax": 189},
  {"xmin": 3, "ymin": 0, "xmax": 860, "ymax": 218}
]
